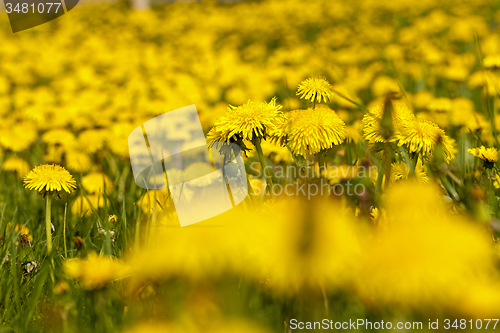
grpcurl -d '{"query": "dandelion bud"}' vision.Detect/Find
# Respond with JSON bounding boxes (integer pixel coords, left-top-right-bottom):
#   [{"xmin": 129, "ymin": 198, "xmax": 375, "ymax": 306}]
[
  {"xmin": 108, "ymin": 214, "xmax": 118, "ymax": 224},
  {"xmin": 73, "ymin": 236, "xmax": 85, "ymax": 250},
  {"xmin": 380, "ymin": 92, "xmax": 396, "ymax": 140},
  {"xmin": 54, "ymin": 280, "xmax": 70, "ymax": 295}
]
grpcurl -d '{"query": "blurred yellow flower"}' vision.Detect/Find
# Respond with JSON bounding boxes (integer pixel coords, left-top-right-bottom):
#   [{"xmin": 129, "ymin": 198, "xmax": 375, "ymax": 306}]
[
  {"xmin": 42, "ymin": 129, "xmax": 76, "ymax": 149},
  {"xmin": 65, "ymin": 151, "xmax": 92, "ymax": 173},
  {"xmin": 108, "ymin": 214, "xmax": 118, "ymax": 224},
  {"xmin": 362, "ymin": 102, "xmax": 414, "ymax": 144},
  {"xmin": 0, "ymin": 122, "xmax": 37, "ymax": 152},
  {"xmin": 81, "ymin": 172, "xmax": 113, "ymax": 194},
  {"xmin": 137, "ymin": 189, "xmax": 173, "ymax": 214},
  {"xmin": 77, "ymin": 129, "xmax": 107, "ymax": 154},
  {"xmin": 484, "ymin": 55, "xmax": 500, "ymax": 70},
  {"xmin": 71, "ymin": 194, "xmax": 107, "ymax": 216},
  {"xmin": 391, "ymin": 161, "xmax": 428, "ymax": 183},
  {"xmin": 358, "ymin": 181, "xmax": 500, "ymax": 317},
  {"xmin": 1, "ymin": 156, "xmax": 30, "ymax": 179},
  {"xmin": 64, "ymin": 253, "xmax": 127, "ymax": 290}
]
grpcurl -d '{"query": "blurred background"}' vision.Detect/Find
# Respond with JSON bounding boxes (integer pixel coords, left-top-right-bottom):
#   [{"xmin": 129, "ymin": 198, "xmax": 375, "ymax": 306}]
[{"xmin": 1, "ymin": 0, "xmax": 500, "ymax": 332}]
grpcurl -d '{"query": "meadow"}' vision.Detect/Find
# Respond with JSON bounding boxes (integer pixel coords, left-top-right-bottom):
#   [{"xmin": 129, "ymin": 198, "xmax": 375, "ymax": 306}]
[{"xmin": 1, "ymin": 0, "xmax": 500, "ymax": 331}]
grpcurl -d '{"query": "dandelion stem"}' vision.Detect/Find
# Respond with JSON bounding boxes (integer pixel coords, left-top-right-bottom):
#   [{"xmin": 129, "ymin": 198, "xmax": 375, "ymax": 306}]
[
  {"xmin": 46, "ymin": 195, "xmax": 52, "ymax": 254},
  {"xmin": 317, "ymin": 151, "xmax": 325, "ymax": 173},
  {"xmin": 255, "ymin": 139, "xmax": 273, "ymax": 192},
  {"xmin": 63, "ymin": 203, "xmax": 67, "ymax": 258},
  {"xmin": 383, "ymin": 144, "xmax": 392, "ymax": 189}
]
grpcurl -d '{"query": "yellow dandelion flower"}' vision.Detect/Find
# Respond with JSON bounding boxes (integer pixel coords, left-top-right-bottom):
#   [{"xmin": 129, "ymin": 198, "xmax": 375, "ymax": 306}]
[
  {"xmin": 391, "ymin": 161, "xmax": 429, "ymax": 184},
  {"xmin": 77, "ymin": 129, "xmax": 107, "ymax": 154},
  {"xmin": 1, "ymin": 156, "xmax": 30, "ymax": 179},
  {"xmin": 359, "ymin": 181, "xmax": 500, "ymax": 317},
  {"xmin": 24, "ymin": 164, "xmax": 76, "ymax": 194},
  {"xmin": 41, "ymin": 128, "xmax": 76, "ymax": 148},
  {"xmin": 65, "ymin": 151, "xmax": 92, "ymax": 173},
  {"xmin": 107, "ymin": 123, "xmax": 135, "ymax": 157},
  {"xmin": 344, "ymin": 121, "xmax": 363, "ymax": 144},
  {"xmin": 411, "ymin": 91, "xmax": 435, "ymax": 109},
  {"xmin": 397, "ymin": 118, "xmax": 456, "ymax": 162},
  {"xmin": 64, "ymin": 252, "xmax": 127, "ymax": 290},
  {"xmin": 371, "ymin": 76, "xmax": 400, "ymax": 97},
  {"xmin": 137, "ymin": 189, "xmax": 172, "ymax": 214},
  {"xmin": 14, "ymin": 224, "xmax": 33, "ymax": 244},
  {"xmin": 207, "ymin": 97, "xmax": 285, "ymax": 142},
  {"xmin": 54, "ymin": 280, "xmax": 70, "ymax": 295},
  {"xmin": 73, "ymin": 236, "xmax": 85, "ymax": 249},
  {"xmin": 468, "ymin": 146, "xmax": 498, "ymax": 166},
  {"xmin": 71, "ymin": 194, "xmax": 108, "ymax": 217},
  {"xmin": 247, "ymin": 141, "xmax": 293, "ymax": 163},
  {"xmin": 0, "ymin": 122, "xmax": 37, "ymax": 152},
  {"xmin": 277, "ymin": 106, "xmax": 346, "ymax": 156},
  {"xmin": 108, "ymin": 214, "xmax": 117, "ymax": 224},
  {"xmin": 484, "ymin": 55, "xmax": 500, "ymax": 70},
  {"xmin": 81, "ymin": 172, "xmax": 113, "ymax": 194},
  {"xmin": 428, "ymin": 97, "xmax": 453, "ymax": 113},
  {"xmin": 362, "ymin": 102, "xmax": 415, "ymax": 144},
  {"xmin": 296, "ymin": 77, "xmax": 333, "ymax": 104}
]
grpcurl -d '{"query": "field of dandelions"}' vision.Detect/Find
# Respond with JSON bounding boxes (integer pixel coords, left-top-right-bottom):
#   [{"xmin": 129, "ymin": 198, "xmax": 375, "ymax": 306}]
[{"xmin": 2, "ymin": 0, "xmax": 500, "ymax": 331}]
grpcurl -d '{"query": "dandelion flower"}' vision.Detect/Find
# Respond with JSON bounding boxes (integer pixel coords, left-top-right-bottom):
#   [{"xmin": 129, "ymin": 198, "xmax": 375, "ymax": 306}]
[
  {"xmin": 391, "ymin": 161, "xmax": 429, "ymax": 184},
  {"xmin": 77, "ymin": 129, "xmax": 107, "ymax": 154},
  {"xmin": 0, "ymin": 122, "xmax": 37, "ymax": 152},
  {"xmin": 277, "ymin": 107, "xmax": 346, "ymax": 156},
  {"xmin": 14, "ymin": 224, "xmax": 33, "ymax": 245},
  {"xmin": 65, "ymin": 151, "xmax": 92, "ymax": 173},
  {"xmin": 358, "ymin": 181, "xmax": 500, "ymax": 317},
  {"xmin": 71, "ymin": 194, "xmax": 108, "ymax": 215},
  {"xmin": 24, "ymin": 164, "xmax": 76, "ymax": 194},
  {"xmin": 362, "ymin": 102, "xmax": 415, "ymax": 144},
  {"xmin": 260, "ymin": 141, "xmax": 292, "ymax": 163},
  {"xmin": 73, "ymin": 236, "xmax": 85, "ymax": 249},
  {"xmin": 484, "ymin": 55, "xmax": 500, "ymax": 70},
  {"xmin": 108, "ymin": 214, "xmax": 117, "ymax": 224},
  {"xmin": 397, "ymin": 118, "xmax": 456, "ymax": 162},
  {"xmin": 64, "ymin": 252, "xmax": 127, "ymax": 290},
  {"xmin": 24, "ymin": 164, "xmax": 76, "ymax": 255},
  {"xmin": 42, "ymin": 128, "xmax": 76, "ymax": 149},
  {"xmin": 296, "ymin": 77, "xmax": 333, "ymax": 104},
  {"xmin": 468, "ymin": 146, "xmax": 498, "ymax": 168},
  {"xmin": 137, "ymin": 189, "xmax": 173, "ymax": 214},
  {"xmin": 1, "ymin": 156, "xmax": 30, "ymax": 179},
  {"xmin": 207, "ymin": 97, "xmax": 285, "ymax": 143},
  {"xmin": 81, "ymin": 172, "xmax": 113, "ymax": 194}
]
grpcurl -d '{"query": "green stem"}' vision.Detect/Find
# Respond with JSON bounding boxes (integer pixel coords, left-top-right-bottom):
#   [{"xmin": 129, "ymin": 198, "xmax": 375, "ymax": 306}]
[
  {"xmin": 410, "ymin": 152, "xmax": 419, "ymax": 177},
  {"xmin": 383, "ymin": 144, "xmax": 392, "ymax": 189},
  {"xmin": 317, "ymin": 152, "xmax": 325, "ymax": 173},
  {"xmin": 46, "ymin": 195, "xmax": 52, "ymax": 254},
  {"xmin": 255, "ymin": 139, "xmax": 273, "ymax": 191},
  {"xmin": 63, "ymin": 203, "xmax": 67, "ymax": 258}
]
